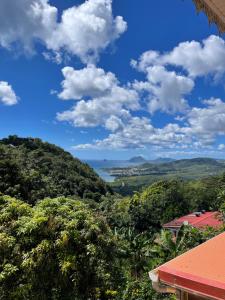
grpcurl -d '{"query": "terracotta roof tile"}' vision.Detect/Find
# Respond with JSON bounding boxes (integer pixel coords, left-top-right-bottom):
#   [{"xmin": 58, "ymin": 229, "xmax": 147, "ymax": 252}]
[
  {"xmin": 157, "ymin": 232, "xmax": 225, "ymax": 299},
  {"xmin": 163, "ymin": 212, "xmax": 223, "ymax": 229}
]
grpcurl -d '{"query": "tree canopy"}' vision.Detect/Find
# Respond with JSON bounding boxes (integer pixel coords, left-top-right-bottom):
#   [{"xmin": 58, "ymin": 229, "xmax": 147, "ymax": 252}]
[
  {"xmin": 1, "ymin": 136, "xmax": 225, "ymax": 299},
  {"xmin": 0, "ymin": 136, "xmax": 111, "ymax": 204},
  {"xmin": 0, "ymin": 195, "xmax": 124, "ymax": 300}
]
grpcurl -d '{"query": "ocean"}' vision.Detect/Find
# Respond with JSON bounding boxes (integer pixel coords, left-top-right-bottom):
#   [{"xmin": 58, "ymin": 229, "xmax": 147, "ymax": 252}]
[{"xmin": 84, "ymin": 160, "xmax": 140, "ymax": 182}]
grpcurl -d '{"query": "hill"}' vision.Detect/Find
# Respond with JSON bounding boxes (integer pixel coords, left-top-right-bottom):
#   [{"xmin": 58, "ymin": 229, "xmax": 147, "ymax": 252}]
[
  {"xmin": 128, "ymin": 156, "xmax": 147, "ymax": 163},
  {"xmin": 150, "ymin": 157, "xmax": 175, "ymax": 164},
  {"xmin": 0, "ymin": 136, "xmax": 111, "ymax": 204},
  {"xmin": 162, "ymin": 157, "xmax": 219, "ymax": 168},
  {"xmin": 110, "ymin": 157, "xmax": 225, "ymax": 195}
]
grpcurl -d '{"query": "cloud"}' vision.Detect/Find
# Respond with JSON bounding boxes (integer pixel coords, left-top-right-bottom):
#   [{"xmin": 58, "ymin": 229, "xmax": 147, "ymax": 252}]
[
  {"xmin": 58, "ymin": 65, "xmax": 118, "ymax": 100},
  {"xmin": 218, "ymin": 144, "xmax": 225, "ymax": 151},
  {"xmin": 187, "ymin": 98, "xmax": 225, "ymax": 142},
  {"xmin": 130, "ymin": 36, "xmax": 225, "ymax": 115},
  {"xmin": 57, "ymin": 86, "xmax": 138, "ymax": 128},
  {"xmin": 73, "ymin": 98, "xmax": 225, "ymax": 150},
  {"xmin": 133, "ymin": 66, "xmax": 194, "ymax": 114},
  {"xmin": 131, "ymin": 36, "xmax": 225, "ymax": 115},
  {"xmin": 131, "ymin": 50, "xmax": 161, "ymax": 73},
  {"xmin": 74, "ymin": 117, "xmax": 154, "ymax": 149},
  {"xmin": 0, "ymin": 0, "xmax": 57, "ymax": 53},
  {"xmin": 57, "ymin": 65, "xmax": 139, "ymax": 127},
  {"xmin": 42, "ymin": 51, "xmax": 63, "ymax": 64},
  {"xmin": 0, "ymin": 81, "xmax": 18, "ymax": 106},
  {"xmin": 105, "ymin": 115, "xmax": 124, "ymax": 132},
  {"xmin": 53, "ymin": 34, "xmax": 225, "ymax": 152},
  {"xmin": 74, "ymin": 116, "xmax": 189, "ymax": 150},
  {"xmin": 132, "ymin": 35, "xmax": 225, "ymax": 79},
  {"xmin": 0, "ymin": 0, "xmax": 127, "ymax": 63},
  {"xmin": 47, "ymin": 0, "xmax": 127, "ymax": 63}
]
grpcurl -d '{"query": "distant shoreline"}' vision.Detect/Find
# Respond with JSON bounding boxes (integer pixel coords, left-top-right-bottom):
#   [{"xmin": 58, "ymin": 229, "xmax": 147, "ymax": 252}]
[{"xmin": 83, "ymin": 159, "xmax": 144, "ymax": 182}]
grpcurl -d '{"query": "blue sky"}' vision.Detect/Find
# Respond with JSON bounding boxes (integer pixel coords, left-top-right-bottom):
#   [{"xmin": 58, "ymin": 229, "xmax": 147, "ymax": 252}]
[{"xmin": 0, "ymin": 0, "xmax": 225, "ymax": 160}]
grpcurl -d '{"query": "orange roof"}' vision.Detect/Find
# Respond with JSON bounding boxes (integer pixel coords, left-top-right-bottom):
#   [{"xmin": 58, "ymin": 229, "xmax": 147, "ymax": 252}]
[
  {"xmin": 157, "ymin": 232, "xmax": 225, "ymax": 299},
  {"xmin": 163, "ymin": 211, "xmax": 223, "ymax": 229},
  {"xmin": 193, "ymin": 0, "xmax": 225, "ymax": 33}
]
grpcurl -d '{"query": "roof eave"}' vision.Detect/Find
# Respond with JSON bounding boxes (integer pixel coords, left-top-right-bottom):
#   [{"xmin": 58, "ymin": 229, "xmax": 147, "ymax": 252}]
[
  {"xmin": 193, "ymin": 0, "xmax": 225, "ymax": 33},
  {"xmin": 158, "ymin": 266, "xmax": 225, "ymax": 300}
]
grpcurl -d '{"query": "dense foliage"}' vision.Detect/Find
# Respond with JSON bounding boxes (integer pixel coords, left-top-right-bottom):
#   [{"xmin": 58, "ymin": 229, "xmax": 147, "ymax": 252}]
[
  {"xmin": 100, "ymin": 178, "xmax": 225, "ymax": 300},
  {"xmin": 129, "ymin": 180, "xmax": 190, "ymax": 232},
  {"xmin": 0, "ymin": 136, "xmax": 111, "ymax": 204},
  {"xmin": 0, "ymin": 195, "xmax": 124, "ymax": 300},
  {"xmin": 0, "ymin": 136, "xmax": 225, "ymax": 299}
]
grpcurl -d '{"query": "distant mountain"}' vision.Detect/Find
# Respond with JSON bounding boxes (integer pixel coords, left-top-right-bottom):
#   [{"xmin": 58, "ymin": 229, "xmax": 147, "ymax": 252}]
[
  {"xmin": 129, "ymin": 157, "xmax": 174, "ymax": 164},
  {"xmin": 141, "ymin": 157, "xmax": 222, "ymax": 170},
  {"xmin": 110, "ymin": 157, "xmax": 225, "ymax": 195},
  {"xmin": 0, "ymin": 136, "xmax": 111, "ymax": 204},
  {"xmin": 129, "ymin": 156, "xmax": 147, "ymax": 163},
  {"xmin": 166, "ymin": 157, "xmax": 221, "ymax": 168},
  {"xmin": 151, "ymin": 157, "xmax": 175, "ymax": 164}
]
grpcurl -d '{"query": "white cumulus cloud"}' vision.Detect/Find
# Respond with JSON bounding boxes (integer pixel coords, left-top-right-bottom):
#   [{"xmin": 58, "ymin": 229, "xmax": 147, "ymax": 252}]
[
  {"xmin": 132, "ymin": 35, "xmax": 225, "ymax": 79},
  {"xmin": 74, "ymin": 116, "xmax": 189, "ymax": 150},
  {"xmin": 57, "ymin": 65, "xmax": 139, "ymax": 127},
  {"xmin": 187, "ymin": 98, "xmax": 225, "ymax": 141},
  {"xmin": 47, "ymin": 0, "xmax": 127, "ymax": 63},
  {"xmin": 54, "ymin": 34, "xmax": 225, "ymax": 152},
  {"xmin": 130, "ymin": 35, "xmax": 225, "ymax": 115},
  {"xmin": 58, "ymin": 65, "xmax": 118, "ymax": 100},
  {"xmin": 0, "ymin": 0, "xmax": 127, "ymax": 63},
  {"xmin": 0, "ymin": 0, "xmax": 57, "ymax": 53},
  {"xmin": 133, "ymin": 66, "xmax": 194, "ymax": 114},
  {"xmin": 73, "ymin": 98, "xmax": 225, "ymax": 150},
  {"xmin": 57, "ymin": 86, "xmax": 138, "ymax": 128},
  {"xmin": 0, "ymin": 81, "xmax": 18, "ymax": 106}
]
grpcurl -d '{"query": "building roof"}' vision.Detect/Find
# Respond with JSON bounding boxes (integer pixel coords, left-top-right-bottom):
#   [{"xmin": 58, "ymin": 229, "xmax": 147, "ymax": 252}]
[
  {"xmin": 156, "ymin": 232, "xmax": 225, "ymax": 299},
  {"xmin": 163, "ymin": 211, "xmax": 223, "ymax": 229},
  {"xmin": 193, "ymin": 0, "xmax": 225, "ymax": 33}
]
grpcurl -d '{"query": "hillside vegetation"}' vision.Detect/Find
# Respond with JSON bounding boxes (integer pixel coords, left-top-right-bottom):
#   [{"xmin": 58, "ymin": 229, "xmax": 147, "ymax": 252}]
[
  {"xmin": 0, "ymin": 136, "xmax": 111, "ymax": 204},
  {"xmin": 0, "ymin": 136, "xmax": 225, "ymax": 299},
  {"xmin": 111, "ymin": 157, "xmax": 225, "ymax": 195}
]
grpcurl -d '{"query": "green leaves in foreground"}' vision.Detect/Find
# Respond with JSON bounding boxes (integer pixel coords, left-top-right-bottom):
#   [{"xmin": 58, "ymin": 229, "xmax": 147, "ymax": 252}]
[{"xmin": 0, "ymin": 195, "xmax": 123, "ymax": 300}]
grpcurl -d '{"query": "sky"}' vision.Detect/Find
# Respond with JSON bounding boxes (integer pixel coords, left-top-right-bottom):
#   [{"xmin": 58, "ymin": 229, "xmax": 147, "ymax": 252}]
[{"xmin": 1, "ymin": 0, "xmax": 225, "ymax": 160}]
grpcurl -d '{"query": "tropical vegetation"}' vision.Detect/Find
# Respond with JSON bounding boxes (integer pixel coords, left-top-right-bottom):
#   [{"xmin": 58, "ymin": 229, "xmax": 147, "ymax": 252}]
[
  {"xmin": 0, "ymin": 136, "xmax": 224, "ymax": 299},
  {"xmin": 0, "ymin": 136, "xmax": 111, "ymax": 204}
]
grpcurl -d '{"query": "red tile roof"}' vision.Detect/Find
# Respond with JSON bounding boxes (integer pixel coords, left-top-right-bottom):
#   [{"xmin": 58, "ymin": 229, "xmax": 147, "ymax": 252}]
[
  {"xmin": 157, "ymin": 232, "xmax": 225, "ymax": 299},
  {"xmin": 163, "ymin": 212, "xmax": 223, "ymax": 229}
]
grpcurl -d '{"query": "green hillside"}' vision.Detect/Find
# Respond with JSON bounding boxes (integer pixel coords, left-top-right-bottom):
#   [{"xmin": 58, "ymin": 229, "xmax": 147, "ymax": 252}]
[
  {"xmin": 110, "ymin": 158, "xmax": 225, "ymax": 195},
  {"xmin": 0, "ymin": 137, "xmax": 225, "ymax": 299},
  {"xmin": 0, "ymin": 136, "xmax": 111, "ymax": 204}
]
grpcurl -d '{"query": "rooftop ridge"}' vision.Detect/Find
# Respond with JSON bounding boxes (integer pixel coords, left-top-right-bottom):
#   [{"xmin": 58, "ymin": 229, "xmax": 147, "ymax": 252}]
[
  {"xmin": 153, "ymin": 232, "xmax": 225, "ymax": 299},
  {"xmin": 189, "ymin": 211, "xmax": 217, "ymax": 226},
  {"xmin": 163, "ymin": 211, "xmax": 223, "ymax": 229}
]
